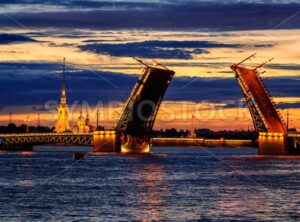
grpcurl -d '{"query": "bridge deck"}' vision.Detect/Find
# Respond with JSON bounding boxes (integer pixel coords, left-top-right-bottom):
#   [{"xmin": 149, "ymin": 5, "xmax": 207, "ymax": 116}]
[
  {"xmin": 234, "ymin": 66, "xmax": 286, "ymax": 133},
  {"xmin": 0, "ymin": 133, "xmax": 93, "ymax": 147}
]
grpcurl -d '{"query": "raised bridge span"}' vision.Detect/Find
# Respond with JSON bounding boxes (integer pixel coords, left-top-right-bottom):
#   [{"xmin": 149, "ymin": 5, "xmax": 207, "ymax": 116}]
[
  {"xmin": 114, "ymin": 63, "xmax": 174, "ymax": 153},
  {"xmin": 231, "ymin": 54, "xmax": 300, "ymax": 155}
]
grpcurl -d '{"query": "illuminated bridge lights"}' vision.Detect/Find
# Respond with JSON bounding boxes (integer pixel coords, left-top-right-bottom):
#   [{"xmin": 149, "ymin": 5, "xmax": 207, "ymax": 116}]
[
  {"xmin": 288, "ymin": 133, "xmax": 300, "ymax": 138},
  {"xmin": 93, "ymin": 131, "xmax": 116, "ymax": 136},
  {"xmin": 259, "ymin": 132, "xmax": 284, "ymax": 138}
]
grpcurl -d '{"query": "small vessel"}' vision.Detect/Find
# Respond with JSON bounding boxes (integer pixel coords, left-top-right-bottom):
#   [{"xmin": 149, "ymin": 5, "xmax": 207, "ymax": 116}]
[{"xmin": 72, "ymin": 152, "xmax": 85, "ymax": 160}]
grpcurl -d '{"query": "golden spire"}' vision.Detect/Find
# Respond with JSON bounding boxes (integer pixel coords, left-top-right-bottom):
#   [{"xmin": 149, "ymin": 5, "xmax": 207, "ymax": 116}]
[
  {"xmin": 55, "ymin": 57, "xmax": 69, "ymax": 133},
  {"xmin": 61, "ymin": 57, "xmax": 67, "ymax": 104}
]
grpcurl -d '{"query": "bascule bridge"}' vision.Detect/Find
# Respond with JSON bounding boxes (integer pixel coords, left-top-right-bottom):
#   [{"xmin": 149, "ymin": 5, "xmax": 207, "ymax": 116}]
[
  {"xmin": 93, "ymin": 59, "xmax": 175, "ymax": 153},
  {"xmin": 114, "ymin": 59, "xmax": 175, "ymax": 153},
  {"xmin": 231, "ymin": 54, "xmax": 300, "ymax": 155}
]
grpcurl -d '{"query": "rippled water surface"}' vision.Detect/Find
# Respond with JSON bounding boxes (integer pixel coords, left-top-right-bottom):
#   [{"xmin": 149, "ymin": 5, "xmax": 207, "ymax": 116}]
[{"xmin": 0, "ymin": 147, "xmax": 300, "ymax": 221}]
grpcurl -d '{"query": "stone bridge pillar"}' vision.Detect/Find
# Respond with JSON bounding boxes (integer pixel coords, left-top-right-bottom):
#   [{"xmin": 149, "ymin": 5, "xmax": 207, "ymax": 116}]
[
  {"xmin": 93, "ymin": 131, "xmax": 120, "ymax": 152},
  {"xmin": 259, "ymin": 133, "xmax": 287, "ymax": 155}
]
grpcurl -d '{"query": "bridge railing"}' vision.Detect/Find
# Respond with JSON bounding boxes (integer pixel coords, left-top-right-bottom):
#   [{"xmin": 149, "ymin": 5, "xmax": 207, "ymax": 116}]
[{"xmin": 0, "ymin": 132, "xmax": 94, "ymax": 147}]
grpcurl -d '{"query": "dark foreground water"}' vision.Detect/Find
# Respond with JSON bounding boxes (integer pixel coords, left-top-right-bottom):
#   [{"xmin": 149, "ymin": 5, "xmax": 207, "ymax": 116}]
[{"xmin": 0, "ymin": 147, "xmax": 300, "ymax": 222}]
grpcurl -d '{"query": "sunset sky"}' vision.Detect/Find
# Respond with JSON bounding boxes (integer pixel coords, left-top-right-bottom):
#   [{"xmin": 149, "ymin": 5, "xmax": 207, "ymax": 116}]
[{"xmin": 0, "ymin": 0, "xmax": 300, "ymax": 130}]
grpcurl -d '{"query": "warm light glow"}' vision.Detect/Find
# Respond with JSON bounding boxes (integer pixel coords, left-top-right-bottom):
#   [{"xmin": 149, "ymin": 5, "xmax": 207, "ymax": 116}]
[
  {"xmin": 1, "ymin": 102, "xmax": 300, "ymax": 131},
  {"xmin": 0, "ymin": 29, "xmax": 300, "ymax": 131},
  {"xmin": 0, "ymin": 29, "xmax": 300, "ymax": 77}
]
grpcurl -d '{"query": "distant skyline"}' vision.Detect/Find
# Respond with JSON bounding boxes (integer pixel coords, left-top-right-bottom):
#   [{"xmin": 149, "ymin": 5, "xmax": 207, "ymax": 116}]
[{"xmin": 0, "ymin": 0, "xmax": 299, "ymax": 130}]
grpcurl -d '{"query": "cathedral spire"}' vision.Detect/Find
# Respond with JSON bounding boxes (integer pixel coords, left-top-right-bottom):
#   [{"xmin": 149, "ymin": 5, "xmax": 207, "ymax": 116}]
[
  {"xmin": 55, "ymin": 57, "xmax": 69, "ymax": 133},
  {"xmin": 61, "ymin": 57, "xmax": 67, "ymax": 104}
]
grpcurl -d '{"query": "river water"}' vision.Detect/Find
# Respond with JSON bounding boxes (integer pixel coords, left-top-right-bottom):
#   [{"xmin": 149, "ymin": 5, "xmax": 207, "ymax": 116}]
[{"xmin": 0, "ymin": 147, "xmax": 299, "ymax": 221}]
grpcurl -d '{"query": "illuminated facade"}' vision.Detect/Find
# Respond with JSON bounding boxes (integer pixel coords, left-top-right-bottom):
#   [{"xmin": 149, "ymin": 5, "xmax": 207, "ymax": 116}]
[
  {"xmin": 72, "ymin": 110, "xmax": 94, "ymax": 133},
  {"xmin": 55, "ymin": 58, "xmax": 69, "ymax": 133}
]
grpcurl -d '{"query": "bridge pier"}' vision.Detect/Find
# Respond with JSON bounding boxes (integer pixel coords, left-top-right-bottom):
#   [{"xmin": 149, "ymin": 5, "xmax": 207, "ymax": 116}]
[
  {"xmin": 259, "ymin": 133, "xmax": 287, "ymax": 155},
  {"xmin": 93, "ymin": 131, "xmax": 120, "ymax": 152},
  {"xmin": 259, "ymin": 133, "xmax": 300, "ymax": 155}
]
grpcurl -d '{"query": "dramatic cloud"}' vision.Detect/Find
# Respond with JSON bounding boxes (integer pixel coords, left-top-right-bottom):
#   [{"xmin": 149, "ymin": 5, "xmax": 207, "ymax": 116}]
[
  {"xmin": 0, "ymin": 0, "xmax": 158, "ymax": 9},
  {"xmin": 80, "ymin": 41, "xmax": 241, "ymax": 59},
  {"xmin": 0, "ymin": 33, "xmax": 37, "ymax": 44},
  {"xmin": 0, "ymin": 62, "xmax": 137, "ymax": 109},
  {"xmin": 1, "ymin": 62, "xmax": 300, "ymax": 111},
  {"xmin": 268, "ymin": 64, "xmax": 300, "ymax": 71},
  {"xmin": 254, "ymin": 44, "xmax": 274, "ymax": 48},
  {"xmin": 0, "ymin": 2, "xmax": 299, "ymax": 30}
]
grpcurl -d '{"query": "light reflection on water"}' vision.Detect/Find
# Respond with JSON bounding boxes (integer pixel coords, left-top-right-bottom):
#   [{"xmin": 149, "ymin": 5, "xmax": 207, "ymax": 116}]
[{"xmin": 0, "ymin": 147, "xmax": 299, "ymax": 221}]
